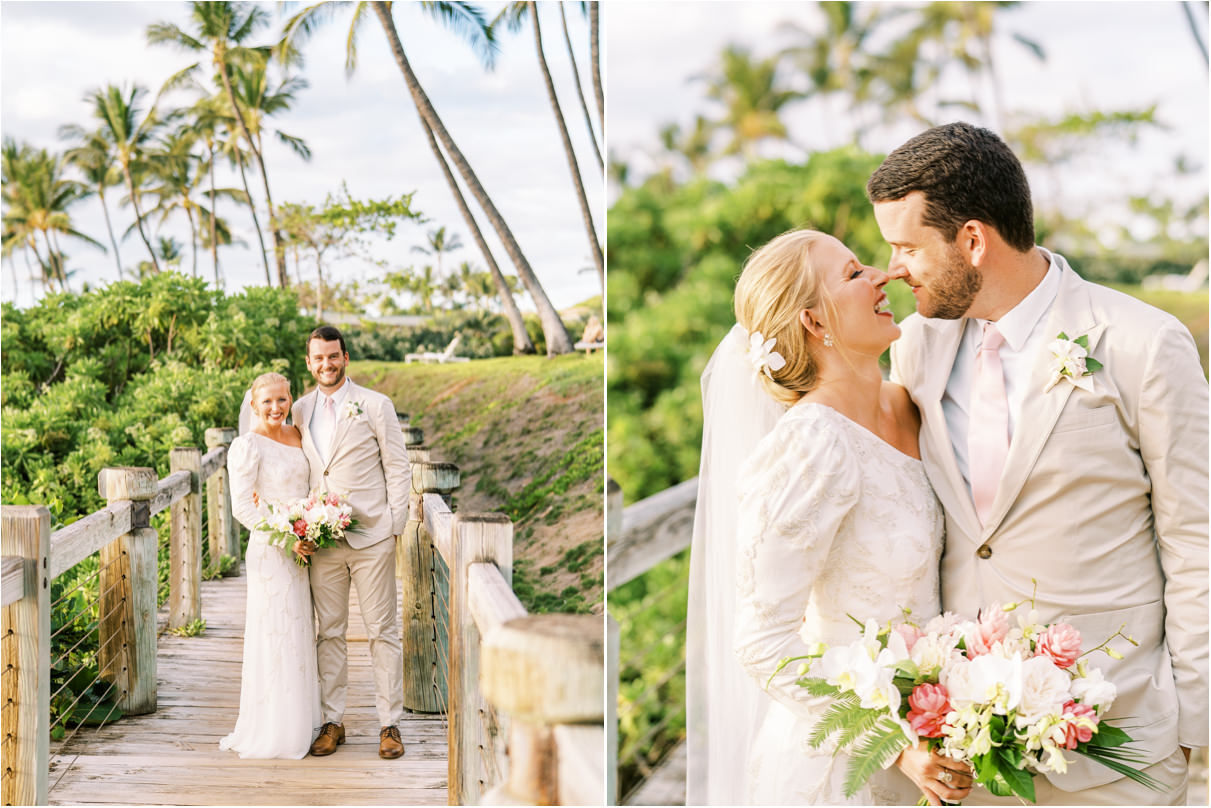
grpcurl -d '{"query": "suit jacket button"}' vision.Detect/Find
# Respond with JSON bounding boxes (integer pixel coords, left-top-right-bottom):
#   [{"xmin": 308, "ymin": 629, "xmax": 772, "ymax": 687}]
[
  {"xmin": 323, "ymin": 470, "xmax": 329, "ymax": 477},
  {"xmin": 977, "ymin": 544, "xmax": 992, "ymax": 559}
]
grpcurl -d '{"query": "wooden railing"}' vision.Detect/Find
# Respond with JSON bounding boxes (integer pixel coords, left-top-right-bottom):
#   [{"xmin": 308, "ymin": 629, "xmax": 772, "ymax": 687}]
[
  {"xmin": 401, "ymin": 424, "xmax": 605, "ymax": 805},
  {"xmin": 1, "ymin": 427, "xmax": 239, "ymax": 805},
  {"xmin": 606, "ymin": 476, "xmax": 698, "ymax": 805},
  {"xmin": 3, "ymin": 419, "xmax": 606, "ymax": 806}
]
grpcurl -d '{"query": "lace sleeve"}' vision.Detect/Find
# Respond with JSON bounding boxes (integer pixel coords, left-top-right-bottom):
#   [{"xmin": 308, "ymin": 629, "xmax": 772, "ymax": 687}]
[
  {"xmin": 227, "ymin": 436, "xmax": 266, "ymax": 530},
  {"xmin": 732, "ymin": 416, "xmax": 860, "ymax": 719}
]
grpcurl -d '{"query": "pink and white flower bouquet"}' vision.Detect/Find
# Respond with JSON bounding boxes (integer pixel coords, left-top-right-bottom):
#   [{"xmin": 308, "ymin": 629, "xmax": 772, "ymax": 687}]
[
  {"xmin": 257, "ymin": 490, "xmax": 358, "ymax": 566},
  {"xmin": 773, "ymin": 597, "xmax": 1162, "ymax": 803}
]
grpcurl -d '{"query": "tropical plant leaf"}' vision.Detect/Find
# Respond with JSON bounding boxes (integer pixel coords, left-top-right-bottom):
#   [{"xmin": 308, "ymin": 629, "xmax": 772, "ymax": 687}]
[
  {"xmin": 1088, "ymin": 723, "xmax": 1131, "ymax": 748},
  {"xmin": 835, "ymin": 705, "xmax": 886, "ymax": 749},
  {"xmin": 995, "ymin": 750, "xmax": 1036, "ymax": 803},
  {"xmin": 1084, "ymin": 357, "xmax": 1104, "ymax": 373},
  {"xmin": 1075, "ymin": 746, "xmax": 1165, "ymax": 791},
  {"xmin": 807, "ymin": 691, "xmax": 864, "ymax": 748},
  {"xmin": 799, "ymin": 677, "xmax": 841, "ymax": 698},
  {"xmin": 842, "ymin": 718, "xmax": 910, "ymax": 797}
]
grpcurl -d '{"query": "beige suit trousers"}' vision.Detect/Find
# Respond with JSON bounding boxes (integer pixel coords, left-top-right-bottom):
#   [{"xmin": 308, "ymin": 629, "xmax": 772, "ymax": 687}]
[
  {"xmin": 309, "ymin": 536, "xmax": 404, "ymax": 728},
  {"xmin": 963, "ymin": 747, "xmax": 1189, "ymax": 806}
]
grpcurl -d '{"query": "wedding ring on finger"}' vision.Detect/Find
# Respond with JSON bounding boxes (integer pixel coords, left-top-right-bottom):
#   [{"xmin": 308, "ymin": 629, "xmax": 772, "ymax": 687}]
[{"xmin": 938, "ymin": 770, "xmax": 953, "ymax": 785}]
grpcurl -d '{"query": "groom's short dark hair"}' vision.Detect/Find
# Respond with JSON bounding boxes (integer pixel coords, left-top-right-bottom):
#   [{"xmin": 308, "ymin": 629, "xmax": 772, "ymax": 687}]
[
  {"xmin": 867, "ymin": 122, "xmax": 1036, "ymax": 253},
  {"xmin": 308, "ymin": 325, "xmax": 347, "ymax": 354}
]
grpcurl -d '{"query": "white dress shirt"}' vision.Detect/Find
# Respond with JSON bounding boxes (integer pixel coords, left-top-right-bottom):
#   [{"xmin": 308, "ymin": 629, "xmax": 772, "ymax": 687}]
[
  {"xmin": 943, "ymin": 251, "xmax": 1062, "ymax": 491},
  {"xmin": 309, "ymin": 378, "xmax": 350, "ymax": 466}
]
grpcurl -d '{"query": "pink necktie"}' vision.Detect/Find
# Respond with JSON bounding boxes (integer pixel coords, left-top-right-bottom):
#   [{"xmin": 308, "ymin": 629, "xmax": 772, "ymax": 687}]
[
  {"xmin": 968, "ymin": 323, "xmax": 1008, "ymax": 525},
  {"xmin": 323, "ymin": 395, "xmax": 336, "ymax": 434}
]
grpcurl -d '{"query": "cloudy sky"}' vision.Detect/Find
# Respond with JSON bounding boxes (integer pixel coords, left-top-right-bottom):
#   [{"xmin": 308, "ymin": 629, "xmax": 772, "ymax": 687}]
[
  {"xmin": 1, "ymin": 0, "xmax": 605, "ymax": 310},
  {"xmin": 605, "ymin": 1, "xmax": 1209, "ymax": 245}
]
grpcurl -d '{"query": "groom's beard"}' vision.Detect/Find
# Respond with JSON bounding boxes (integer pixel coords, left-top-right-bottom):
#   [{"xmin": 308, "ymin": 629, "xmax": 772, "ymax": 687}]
[
  {"xmin": 920, "ymin": 246, "xmax": 982, "ymax": 320},
  {"xmin": 314, "ymin": 365, "xmax": 346, "ymax": 390}
]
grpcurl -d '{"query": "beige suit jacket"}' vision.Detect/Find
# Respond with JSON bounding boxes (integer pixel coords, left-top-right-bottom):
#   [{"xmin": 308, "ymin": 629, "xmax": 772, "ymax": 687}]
[
  {"xmin": 891, "ymin": 253, "xmax": 1208, "ymax": 792},
  {"xmin": 292, "ymin": 379, "xmax": 411, "ymax": 549}
]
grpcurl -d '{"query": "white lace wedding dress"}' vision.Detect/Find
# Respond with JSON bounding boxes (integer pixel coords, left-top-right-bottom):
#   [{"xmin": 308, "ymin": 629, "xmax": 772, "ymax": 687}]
[
  {"xmin": 220, "ymin": 433, "xmax": 321, "ymax": 759},
  {"xmin": 733, "ymin": 401, "xmax": 943, "ymax": 805}
]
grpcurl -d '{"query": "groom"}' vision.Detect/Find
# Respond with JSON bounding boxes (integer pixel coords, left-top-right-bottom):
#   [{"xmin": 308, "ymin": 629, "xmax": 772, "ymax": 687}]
[
  {"xmin": 873, "ymin": 122, "xmax": 1208, "ymax": 804},
  {"xmin": 293, "ymin": 325, "xmax": 411, "ymax": 759}
]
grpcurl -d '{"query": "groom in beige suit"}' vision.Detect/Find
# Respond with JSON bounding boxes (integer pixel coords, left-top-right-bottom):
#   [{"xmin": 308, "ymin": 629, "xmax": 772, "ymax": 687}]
[
  {"xmin": 293, "ymin": 325, "xmax": 411, "ymax": 759},
  {"xmin": 872, "ymin": 123, "xmax": 1207, "ymax": 805}
]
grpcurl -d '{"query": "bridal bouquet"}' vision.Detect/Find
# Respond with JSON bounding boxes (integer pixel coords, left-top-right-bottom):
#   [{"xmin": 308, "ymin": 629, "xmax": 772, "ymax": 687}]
[
  {"xmin": 258, "ymin": 491, "xmax": 357, "ymax": 566},
  {"xmin": 773, "ymin": 599, "xmax": 1161, "ymax": 803}
]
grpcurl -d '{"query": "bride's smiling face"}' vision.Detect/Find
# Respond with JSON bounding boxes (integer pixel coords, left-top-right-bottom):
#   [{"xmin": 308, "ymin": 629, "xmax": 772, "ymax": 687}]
[
  {"xmin": 253, "ymin": 382, "xmax": 292, "ymax": 428},
  {"xmin": 806, "ymin": 235, "xmax": 900, "ymax": 356}
]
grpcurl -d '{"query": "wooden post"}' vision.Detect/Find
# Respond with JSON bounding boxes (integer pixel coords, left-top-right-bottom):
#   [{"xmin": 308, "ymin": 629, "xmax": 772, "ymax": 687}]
[
  {"xmin": 449, "ymin": 512, "xmax": 513, "ymax": 806},
  {"xmin": 606, "ymin": 615, "xmax": 619, "ymax": 805},
  {"xmin": 480, "ymin": 614, "xmax": 605, "ymax": 806},
  {"xmin": 97, "ymin": 467, "xmax": 159, "ymax": 715},
  {"xmin": 169, "ymin": 447, "xmax": 203, "ymax": 629},
  {"xmin": 204, "ymin": 428, "xmax": 239, "ymax": 569},
  {"xmin": 399, "ymin": 461, "xmax": 459, "ymax": 714},
  {"xmin": 401, "ymin": 425, "xmax": 424, "ymax": 447},
  {"xmin": 1, "ymin": 506, "xmax": 50, "ymax": 806},
  {"xmin": 606, "ymin": 477, "xmax": 622, "ymax": 543}
]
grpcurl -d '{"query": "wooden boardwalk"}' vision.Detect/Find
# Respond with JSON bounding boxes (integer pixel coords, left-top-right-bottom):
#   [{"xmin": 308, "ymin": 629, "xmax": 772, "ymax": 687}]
[{"xmin": 47, "ymin": 565, "xmax": 448, "ymax": 805}]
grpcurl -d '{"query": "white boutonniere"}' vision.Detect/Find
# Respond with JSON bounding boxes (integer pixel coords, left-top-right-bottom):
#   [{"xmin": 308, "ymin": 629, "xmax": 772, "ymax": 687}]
[
  {"xmin": 343, "ymin": 400, "xmax": 364, "ymax": 419},
  {"xmin": 1043, "ymin": 332, "xmax": 1103, "ymax": 393},
  {"xmin": 746, "ymin": 330, "xmax": 786, "ymax": 379}
]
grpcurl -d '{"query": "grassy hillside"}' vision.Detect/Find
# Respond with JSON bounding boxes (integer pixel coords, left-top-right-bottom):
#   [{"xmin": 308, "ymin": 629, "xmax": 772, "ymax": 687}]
[{"xmin": 351, "ymin": 354, "xmax": 604, "ymax": 615}]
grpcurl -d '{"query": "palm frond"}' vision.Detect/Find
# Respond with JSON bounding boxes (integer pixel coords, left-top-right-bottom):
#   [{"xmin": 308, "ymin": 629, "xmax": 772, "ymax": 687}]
[
  {"xmin": 421, "ymin": 1, "xmax": 499, "ymax": 70},
  {"xmin": 806, "ymin": 692, "xmax": 862, "ymax": 749},
  {"xmin": 1075, "ymin": 746, "xmax": 1165, "ymax": 791},
  {"xmin": 835, "ymin": 706, "xmax": 886, "ymax": 749},
  {"xmin": 843, "ymin": 718, "xmax": 911, "ymax": 797}
]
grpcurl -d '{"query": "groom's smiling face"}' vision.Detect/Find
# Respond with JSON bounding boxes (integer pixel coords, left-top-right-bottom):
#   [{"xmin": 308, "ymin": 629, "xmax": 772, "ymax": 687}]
[
  {"xmin": 307, "ymin": 337, "xmax": 350, "ymax": 392},
  {"xmin": 873, "ymin": 192, "xmax": 982, "ymax": 320}
]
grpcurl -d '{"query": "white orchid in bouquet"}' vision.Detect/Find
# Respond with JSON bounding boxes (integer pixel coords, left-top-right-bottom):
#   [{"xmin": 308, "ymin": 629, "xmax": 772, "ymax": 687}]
[
  {"xmin": 256, "ymin": 490, "xmax": 358, "ymax": 567},
  {"xmin": 770, "ymin": 589, "xmax": 1163, "ymax": 803}
]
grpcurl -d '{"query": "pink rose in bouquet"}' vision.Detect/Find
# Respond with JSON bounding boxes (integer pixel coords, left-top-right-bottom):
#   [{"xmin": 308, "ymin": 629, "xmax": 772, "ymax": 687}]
[
  {"xmin": 906, "ymin": 683, "xmax": 950, "ymax": 738},
  {"xmin": 1036, "ymin": 623, "xmax": 1082, "ymax": 669}
]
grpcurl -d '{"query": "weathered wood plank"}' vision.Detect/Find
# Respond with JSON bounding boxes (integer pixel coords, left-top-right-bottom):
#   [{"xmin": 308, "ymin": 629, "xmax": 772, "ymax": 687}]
[
  {"xmin": 607, "ymin": 615, "xmax": 620, "ymax": 805},
  {"xmin": 47, "ymin": 561, "xmax": 448, "ymax": 806},
  {"xmin": 198, "ymin": 446, "xmax": 227, "ymax": 483},
  {"xmin": 169, "ymin": 449, "xmax": 202, "ymax": 628},
  {"xmin": 467, "ymin": 562, "xmax": 526, "ymax": 636},
  {"xmin": 1, "ymin": 506, "xmax": 51, "ymax": 806},
  {"xmin": 399, "ymin": 519, "xmax": 445, "ymax": 714},
  {"xmin": 47, "ymin": 502, "xmax": 133, "ymax": 579},
  {"xmin": 149, "ymin": 470, "xmax": 192, "ymax": 517},
  {"xmin": 1, "ymin": 555, "xmax": 24, "ymax": 606},
  {"xmin": 449, "ymin": 513, "xmax": 512, "ymax": 805},
  {"xmin": 204, "ymin": 430, "xmax": 238, "ymax": 566},
  {"xmin": 423, "ymin": 493, "xmax": 454, "ymax": 563},
  {"xmin": 608, "ymin": 477, "xmax": 697, "ymax": 591},
  {"xmin": 555, "ymin": 724, "xmax": 606, "ymax": 807}
]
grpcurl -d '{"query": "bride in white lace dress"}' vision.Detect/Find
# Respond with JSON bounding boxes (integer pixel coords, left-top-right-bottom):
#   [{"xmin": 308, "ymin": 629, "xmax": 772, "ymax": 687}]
[
  {"xmin": 686, "ymin": 230, "xmax": 973, "ymax": 805},
  {"xmin": 221, "ymin": 372, "xmax": 321, "ymax": 759}
]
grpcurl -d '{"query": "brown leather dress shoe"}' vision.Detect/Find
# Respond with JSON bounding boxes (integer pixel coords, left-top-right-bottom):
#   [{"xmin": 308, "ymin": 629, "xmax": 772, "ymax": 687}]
[
  {"xmin": 310, "ymin": 722, "xmax": 345, "ymax": 756},
  {"xmin": 379, "ymin": 725, "xmax": 404, "ymax": 759}
]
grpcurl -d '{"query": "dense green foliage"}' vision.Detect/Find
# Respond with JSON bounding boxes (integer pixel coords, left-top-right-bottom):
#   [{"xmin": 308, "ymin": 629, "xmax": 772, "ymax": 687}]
[{"xmin": 2, "ymin": 272, "xmax": 312, "ymax": 733}]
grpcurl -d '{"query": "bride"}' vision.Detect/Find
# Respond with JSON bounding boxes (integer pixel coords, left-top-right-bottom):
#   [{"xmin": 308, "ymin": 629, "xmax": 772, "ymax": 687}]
[
  {"xmin": 686, "ymin": 229, "xmax": 973, "ymax": 805},
  {"xmin": 221, "ymin": 372, "xmax": 321, "ymax": 758}
]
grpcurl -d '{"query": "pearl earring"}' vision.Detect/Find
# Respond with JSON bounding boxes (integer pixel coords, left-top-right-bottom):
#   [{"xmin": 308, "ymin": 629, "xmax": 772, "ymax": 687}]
[{"xmin": 823, "ymin": 333, "xmax": 834, "ymax": 348}]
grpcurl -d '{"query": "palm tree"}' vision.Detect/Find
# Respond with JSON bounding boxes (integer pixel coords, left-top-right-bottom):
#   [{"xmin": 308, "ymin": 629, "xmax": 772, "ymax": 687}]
[
  {"xmin": 79, "ymin": 84, "xmax": 163, "ymax": 272},
  {"xmin": 144, "ymin": 125, "xmax": 246, "ymax": 281},
  {"xmin": 280, "ymin": 1, "xmax": 572, "ymax": 354},
  {"xmin": 697, "ymin": 46, "xmax": 803, "ymax": 160},
  {"xmin": 557, "ymin": 2, "xmax": 603, "ymax": 170},
  {"xmin": 59, "ymin": 128, "xmax": 125, "ymax": 279},
  {"xmin": 589, "ymin": 1, "xmax": 603, "ymax": 135},
  {"xmin": 495, "ymin": 1, "xmax": 604, "ymax": 289},
  {"xmin": 410, "ymin": 225, "xmax": 462, "ymax": 280},
  {"xmin": 147, "ymin": 1, "xmax": 293, "ymax": 286},
  {"xmin": 214, "ymin": 98, "xmax": 272, "ymax": 285},
  {"xmin": 1, "ymin": 139, "xmax": 104, "ymax": 292}
]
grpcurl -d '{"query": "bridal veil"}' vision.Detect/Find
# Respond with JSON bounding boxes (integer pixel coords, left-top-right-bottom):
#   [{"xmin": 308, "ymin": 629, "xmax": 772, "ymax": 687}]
[{"xmin": 685, "ymin": 324, "xmax": 786, "ymax": 805}]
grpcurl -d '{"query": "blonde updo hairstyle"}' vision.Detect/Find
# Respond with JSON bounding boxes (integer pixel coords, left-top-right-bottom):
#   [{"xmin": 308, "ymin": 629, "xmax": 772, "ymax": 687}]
[
  {"xmin": 734, "ymin": 229, "xmax": 835, "ymax": 407},
  {"xmin": 248, "ymin": 372, "xmax": 291, "ymax": 416}
]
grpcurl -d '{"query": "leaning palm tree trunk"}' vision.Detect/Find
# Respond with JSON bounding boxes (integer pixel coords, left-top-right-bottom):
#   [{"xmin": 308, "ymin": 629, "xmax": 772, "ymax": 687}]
[
  {"xmin": 97, "ymin": 187, "xmax": 124, "ymax": 280},
  {"xmin": 207, "ymin": 141, "xmax": 219, "ymax": 286},
  {"xmin": 558, "ymin": 2, "xmax": 603, "ymax": 170},
  {"xmin": 122, "ymin": 164, "xmax": 161, "ymax": 273},
  {"xmin": 589, "ymin": 1, "xmax": 603, "ymax": 133},
  {"xmin": 185, "ymin": 205, "xmax": 199, "ymax": 277},
  {"xmin": 420, "ymin": 117, "xmax": 535, "ymax": 354},
  {"xmin": 235, "ymin": 151, "xmax": 272, "ymax": 286},
  {"xmin": 370, "ymin": 1, "xmax": 572, "ymax": 354},
  {"xmin": 528, "ymin": 1, "xmax": 604, "ymax": 290},
  {"xmin": 218, "ymin": 63, "xmax": 288, "ymax": 287}
]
